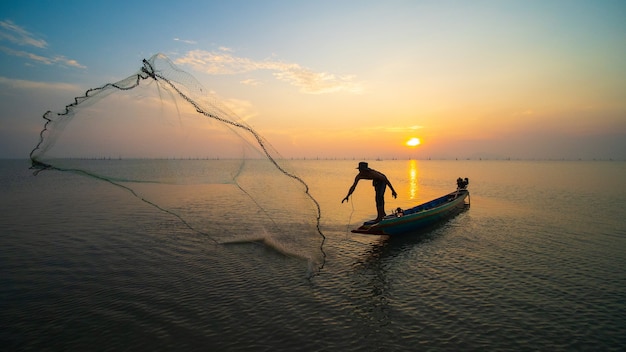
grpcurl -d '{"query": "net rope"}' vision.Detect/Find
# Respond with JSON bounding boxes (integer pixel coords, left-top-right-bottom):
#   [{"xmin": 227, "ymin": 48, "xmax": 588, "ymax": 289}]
[{"xmin": 29, "ymin": 54, "xmax": 326, "ymax": 277}]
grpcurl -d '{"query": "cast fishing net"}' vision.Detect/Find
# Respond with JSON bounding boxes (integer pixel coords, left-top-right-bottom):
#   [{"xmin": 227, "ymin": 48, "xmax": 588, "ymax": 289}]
[{"xmin": 29, "ymin": 53, "xmax": 326, "ymax": 275}]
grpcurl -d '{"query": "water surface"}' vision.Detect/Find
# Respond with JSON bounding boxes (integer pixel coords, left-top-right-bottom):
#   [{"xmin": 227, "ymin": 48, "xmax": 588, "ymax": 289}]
[{"xmin": 1, "ymin": 159, "xmax": 625, "ymax": 350}]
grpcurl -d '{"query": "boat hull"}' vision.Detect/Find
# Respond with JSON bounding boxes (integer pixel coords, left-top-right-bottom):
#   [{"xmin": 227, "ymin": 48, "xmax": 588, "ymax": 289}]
[{"xmin": 352, "ymin": 189, "xmax": 470, "ymax": 235}]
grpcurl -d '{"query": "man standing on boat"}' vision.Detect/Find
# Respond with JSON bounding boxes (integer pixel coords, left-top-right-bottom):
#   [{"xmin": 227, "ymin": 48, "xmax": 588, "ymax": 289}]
[{"xmin": 342, "ymin": 162, "xmax": 398, "ymax": 223}]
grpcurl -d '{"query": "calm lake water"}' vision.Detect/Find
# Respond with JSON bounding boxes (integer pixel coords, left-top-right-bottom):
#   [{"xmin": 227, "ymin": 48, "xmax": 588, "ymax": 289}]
[{"xmin": 1, "ymin": 159, "xmax": 625, "ymax": 351}]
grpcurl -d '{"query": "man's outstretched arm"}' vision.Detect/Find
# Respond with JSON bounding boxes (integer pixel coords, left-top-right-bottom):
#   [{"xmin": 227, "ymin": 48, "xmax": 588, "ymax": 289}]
[{"xmin": 342, "ymin": 178, "xmax": 360, "ymax": 203}]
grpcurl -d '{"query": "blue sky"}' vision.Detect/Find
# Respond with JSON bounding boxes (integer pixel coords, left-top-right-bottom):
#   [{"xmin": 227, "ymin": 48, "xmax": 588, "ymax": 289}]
[{"xmin": 1, "ymin": 0, "xmax": 626, "ymax": 159}]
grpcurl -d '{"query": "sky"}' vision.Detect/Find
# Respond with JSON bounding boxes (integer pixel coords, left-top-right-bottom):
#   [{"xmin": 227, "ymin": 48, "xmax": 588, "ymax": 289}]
[{"xmin": 1, "ymin": 0, "xmax": 625, "ymax": 160}]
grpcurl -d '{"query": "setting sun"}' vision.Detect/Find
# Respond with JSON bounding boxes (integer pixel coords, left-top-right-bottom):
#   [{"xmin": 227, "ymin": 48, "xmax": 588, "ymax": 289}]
[{"xmin": 406, "ymin": 137, "xmax": 421, "ymax": 147}]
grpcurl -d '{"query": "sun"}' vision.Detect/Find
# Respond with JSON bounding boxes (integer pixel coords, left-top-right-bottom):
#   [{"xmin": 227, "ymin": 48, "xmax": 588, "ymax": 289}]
[{"xmin": 406, "ymin": 137, "xmax": 421, "ymax": 147}]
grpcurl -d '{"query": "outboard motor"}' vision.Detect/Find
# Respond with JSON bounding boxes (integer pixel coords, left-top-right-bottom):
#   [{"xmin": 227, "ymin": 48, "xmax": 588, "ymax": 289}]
[{"xmin": 456, "ymin": 177, "xmax": 469, "ymax": 189}]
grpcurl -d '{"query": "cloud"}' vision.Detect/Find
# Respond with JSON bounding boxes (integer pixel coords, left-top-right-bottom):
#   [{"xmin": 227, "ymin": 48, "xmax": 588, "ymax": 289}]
[
  {"xmin": 63, "ymin": 58, "xmax": 85, "ymax": 69},
  {"xmin": 240, "ymin": 78, "xmax": 261, "ymax": 86},
  {"xmin": 0, "ymin": 19, "xmax": 85, "ymax": 69},
  {"xmin": 0, "ymin": 46, "xmax": 86, "ymax": 69},
  {"xmin": 175, "ymin": 49, "xmax": 363, "ymax": 94},
  {"xmin": 0, "ymin": 76, "xmax": 80, "ymax": 91},
  {"xmin": 221, "ymin": 98, "xmax": 258, "ymax": 121},
  {"xmin": 173, "ymin": 38, "xmax": 197, "ymax": 45},
  {"xmin": 1, "ymin": 46, "xmax": 48, "ymax": 63},
  {"xmin": 0, "ymin": 19, "xmax": 47, "ymax": 48}
]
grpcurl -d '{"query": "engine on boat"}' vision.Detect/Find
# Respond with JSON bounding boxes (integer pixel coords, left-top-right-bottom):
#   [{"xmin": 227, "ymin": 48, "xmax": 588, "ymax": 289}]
[{"xmin": 456, "ymin": 177, "xmax": 469, "ymax": 189}]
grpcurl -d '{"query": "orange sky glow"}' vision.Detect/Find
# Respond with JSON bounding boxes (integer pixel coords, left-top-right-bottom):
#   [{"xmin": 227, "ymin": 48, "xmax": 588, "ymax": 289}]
[{"xmin": 1, "ymin": 1, "xmax": 625, "ymax": 160}]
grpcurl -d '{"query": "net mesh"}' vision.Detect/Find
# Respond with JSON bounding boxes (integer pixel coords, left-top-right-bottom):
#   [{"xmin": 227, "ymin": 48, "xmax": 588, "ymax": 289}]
[{"xmin": 30, "ymin": 53, "xmax": 326, "ymax": 276}]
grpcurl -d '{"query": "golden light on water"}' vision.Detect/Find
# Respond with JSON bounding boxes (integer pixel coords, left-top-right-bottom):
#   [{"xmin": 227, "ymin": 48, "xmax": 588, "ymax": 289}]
[
  {"xmin": 406, "ymin": 137, "xmax": 421, "ymax": 147},
  {"xmin": 409, "ymin": 159, "xmax": 418, "ymax": 200}
]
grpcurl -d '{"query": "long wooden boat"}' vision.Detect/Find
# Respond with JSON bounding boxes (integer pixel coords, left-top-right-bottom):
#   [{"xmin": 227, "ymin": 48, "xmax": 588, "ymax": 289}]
[{"xmin": 352, "ymin": 188, "xmax": 470, "ymax": 236}]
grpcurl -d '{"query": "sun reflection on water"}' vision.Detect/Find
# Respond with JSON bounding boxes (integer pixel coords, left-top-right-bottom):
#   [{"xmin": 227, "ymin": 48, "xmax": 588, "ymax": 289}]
[{"xmin": 409, "ymin": 159, "xmax": 418, "ymax": 199}]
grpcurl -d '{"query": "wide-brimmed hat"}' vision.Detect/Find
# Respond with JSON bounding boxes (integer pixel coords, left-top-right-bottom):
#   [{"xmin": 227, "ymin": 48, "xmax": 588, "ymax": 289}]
[{"xmin": 357, "ymin": 161, "xmax": 369, "ymax": 169}]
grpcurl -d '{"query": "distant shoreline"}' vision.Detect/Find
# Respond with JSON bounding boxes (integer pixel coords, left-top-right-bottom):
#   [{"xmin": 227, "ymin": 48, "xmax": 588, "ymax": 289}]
[{"xmin": 4, "ymin": 157, "xmax": 624, "ymax": 162}]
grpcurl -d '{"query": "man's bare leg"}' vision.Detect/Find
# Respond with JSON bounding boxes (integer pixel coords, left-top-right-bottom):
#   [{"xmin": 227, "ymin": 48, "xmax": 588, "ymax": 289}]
[{"xmin": 375, "ymin": 206, "xmax": 386, "ymax": 222}]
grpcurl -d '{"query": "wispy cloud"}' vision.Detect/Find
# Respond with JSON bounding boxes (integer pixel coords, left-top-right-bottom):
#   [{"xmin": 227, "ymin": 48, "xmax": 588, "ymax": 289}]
[
  {"xmin": 0, "ymin": 19, "xmax": 85, "ymax": 69},
  {"xmin": 240, "ymin": 78, "xmax": 261, "ymax": 86},
  {"xmin": 0, "ymin": 20, "xmax": 47, "ymax": 48},
  {"xmin": 173, "ymin": 38, "xmax": 197, "ymax": 45},
  {"xmin": 0, "ymin": 46, "xmax": 49, "ymax": 64},
  {"xmin": 221, "ymin": 98, "xmax": 258, "ymax": 121},
  {"xmin": 175, "ymin": 49, "xmax": 363, "ymax": 94},
  {"xmin": 0, "ymin": 47, "xmax": 86, "ymax": 68},
  {"xmin": 0, "ymin": 76, "xmax": 80, "ymax": 91}
]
